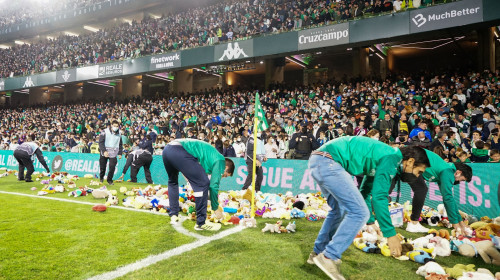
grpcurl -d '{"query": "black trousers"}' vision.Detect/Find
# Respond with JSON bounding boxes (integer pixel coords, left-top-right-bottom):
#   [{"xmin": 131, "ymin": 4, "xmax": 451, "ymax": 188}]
[
  {"xmin": 99, "ymin": 155, "xmax": 117, "ymax": 183},
  {"xmin": 243, "ymin": 159, "xmax": 263, "ymax": 192},
  {"xmin": 389, "ymin": 175, "xmax": 428, "ymax": 222},
  {"xmin": 14, "ymin": 150, "xmax": 34, "ymax": 181},
  {"xmin": 131, "ymin": 154, "xmax": 153, "ymax": 184},
  {"xmin": 162, "ymin": 144, "xmax": 210, "ymax": 226}
]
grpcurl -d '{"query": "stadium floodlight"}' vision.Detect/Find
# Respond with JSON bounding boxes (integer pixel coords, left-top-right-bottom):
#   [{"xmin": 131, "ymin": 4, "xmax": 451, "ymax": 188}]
[
  {"xmin": 14, "ymin": 40, "xmax": 29, "ymax": 45},
  {"xmin": 83, "ymin": 25, "xmax": 99, "ymax": 33},
  {"xmin": 65, "ymin": 31, "xmax": 79, "ymax": 37}
]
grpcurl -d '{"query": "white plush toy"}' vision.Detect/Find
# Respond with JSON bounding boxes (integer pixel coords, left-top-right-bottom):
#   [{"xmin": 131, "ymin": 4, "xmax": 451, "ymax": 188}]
[{"xmin": 416, "ymin": 262, "xmax": 446, "ymax": 277}]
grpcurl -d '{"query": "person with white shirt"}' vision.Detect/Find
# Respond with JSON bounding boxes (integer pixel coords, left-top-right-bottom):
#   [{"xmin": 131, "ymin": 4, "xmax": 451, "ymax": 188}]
[
  {"xmin": 232, "ymin": 136, "xmax": 246, "ymax": 157},
  {"xmin": 265, "ymin": 137, "xmax": 279, "ymax": 159}
]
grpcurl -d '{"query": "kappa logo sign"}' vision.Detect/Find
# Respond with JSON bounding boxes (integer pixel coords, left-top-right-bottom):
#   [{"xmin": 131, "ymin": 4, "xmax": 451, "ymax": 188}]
[
  {"xmin": 219, "ymin": 42, "xmax": 248, "ymax": 61},
  {"xmin": 62, "ymin": 70, "xmax": 71, "ymax": 82},
  {"xmin": 23, "ymin": 76, "xmax": 35, "ymax": 88}
]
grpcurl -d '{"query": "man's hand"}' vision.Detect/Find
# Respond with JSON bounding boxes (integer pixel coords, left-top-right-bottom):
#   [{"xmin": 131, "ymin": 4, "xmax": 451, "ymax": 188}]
[
  {"xmin": 263, "ymin": 157, "xmax": 268, "ymax": 162},
  {"xmin": 103, "ymin": 151, "xmax": 109, "ymax": 157},
  {"xmin": 118, "ymin": 155, "xmax": 122, "ymax": 160},
  {"xmin": 367, "ymin": 223, "xmax": 382, "ymax": 236},
  {"xmin": 255, "ymin": 160, "xmax": 262, "ymax": 167},
  {"xmin": 215, "ymin": 207, "xmax": 224, "ymax": 220},
  {"xmin": 453, "ymin": 221, "xmax": 469, "ymax": 237},
  {"xmin": 387, "ymin": 235, "xmax": 402, "ymax": 257}
]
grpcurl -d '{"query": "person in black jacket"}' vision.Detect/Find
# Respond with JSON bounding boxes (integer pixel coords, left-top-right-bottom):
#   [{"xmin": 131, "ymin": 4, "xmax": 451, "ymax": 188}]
[
  {"xmin": 118, "ymin": 149, "xmax": 153, "ymax": 184},
  {"xmin": 14, "ymin": 136, "xmax": 50, "ymax": 182},
  {"xmin": 289, "ymin": 126, "xmax": 319, "ymax": 160},
  {"xmin": 139, "ymin": 134, "xmax": 154, "ymax": 154}
]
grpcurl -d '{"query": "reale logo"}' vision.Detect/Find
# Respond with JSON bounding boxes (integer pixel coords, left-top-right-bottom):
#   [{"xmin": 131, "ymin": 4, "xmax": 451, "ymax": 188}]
[
  {"xmin": 412, "ymin": 14, "xmax": 426, "ymax": 27},
  {"xmin": 219, "ymin": 42, "xmax": 248, "ymax": 61},
  {"xmin": 52, "ymin": 155, "xmax": 63, "ymax": 172}
]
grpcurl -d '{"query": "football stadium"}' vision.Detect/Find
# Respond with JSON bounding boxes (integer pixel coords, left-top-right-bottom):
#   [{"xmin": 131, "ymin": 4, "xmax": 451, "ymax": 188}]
[{"xmin": 0, "ymin": 0, "xmax": 499, "ymax": 279}]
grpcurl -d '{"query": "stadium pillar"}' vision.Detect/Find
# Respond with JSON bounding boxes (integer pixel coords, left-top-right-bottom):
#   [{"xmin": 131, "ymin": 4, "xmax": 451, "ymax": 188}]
[
  {"xmin": 265, "ymin": 58, "xmax": 284, "ymax": 89},
  {"xmin": 173, "ymin": 69, "xmax": 193, "ymax": 95},
  {"xmin": 29, "ymin": 88, "xmax": 49, "ymax": 106},
  {"xmin": 120, "ymin": 76, "xmax": 143, "ymax": 100},
  {"xmin": 477, "ymin": 27, "xmax": 496, "ymax": 71},
  {"xmin": 352, "ymin": 47, "xmax": 369, "ymax": 78}
]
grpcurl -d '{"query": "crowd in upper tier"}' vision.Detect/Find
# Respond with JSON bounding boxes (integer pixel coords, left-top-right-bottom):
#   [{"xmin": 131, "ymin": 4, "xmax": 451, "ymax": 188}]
[{"xmin": 0, "ymin": 0, "xmax": 453, "ymax": 78}]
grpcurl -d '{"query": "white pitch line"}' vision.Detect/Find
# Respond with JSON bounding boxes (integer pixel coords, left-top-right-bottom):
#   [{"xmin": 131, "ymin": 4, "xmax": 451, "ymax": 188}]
[
  {"xmin": 87, "ymin": 225, "xmax": 245, "ymax": 280},
  {"xmin": 0, "ymin": 190, "xmax": 204, "ymax": 239}
]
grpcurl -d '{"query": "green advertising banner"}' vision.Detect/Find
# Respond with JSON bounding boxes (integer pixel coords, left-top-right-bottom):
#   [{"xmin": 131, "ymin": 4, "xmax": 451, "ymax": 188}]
[{"xmin": 0, "ymin": 150, "xmax": 498, "ymax": 218}]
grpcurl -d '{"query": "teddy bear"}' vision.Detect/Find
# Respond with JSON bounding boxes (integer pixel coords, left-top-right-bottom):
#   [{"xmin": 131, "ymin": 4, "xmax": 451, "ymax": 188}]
[
  {"xmin": 240, "ymin": 216, "xmax": 257, "ymax": 228},
  {"xmin": 475, "ymin": 224, "xmax": 500, "ymax": 240},
  {"xmin": 457, "ymin": 268, "xmax": 496, "ymax": 280},
  {"xmin": 416, "ymin": 261, "xmax": 446, "ymax": 277},
  {"xmin": 286, "ymin": 221, "xmax": 296, "ymax": 233},
  {"xmin": 429, "ymin": 236, "xmax": 451, "ymax": 257},
  {"xmin": 106, "ymin": 195, "xmax": 118, "ymax": 206},
  {"xmin": 92, "ymin": 188, "xmax": 110, "ymax": 199},
  {"xmin": 262, "ymin": 222, "xmax": 280, "ymax": 233},
  {"xmin": 407, "ymin": 250, "xmax": 434, "ymax": 264},
  {"xmin": 457, "ymin": 240, "xmax": 500, "ymax": 265},
  {"xmin": 425, "ymin": 273, "xmax": 449, "ymax": 280},
  {"xmin": 353, "ymin": 238, "xmax": 381, "ymax": 254}
]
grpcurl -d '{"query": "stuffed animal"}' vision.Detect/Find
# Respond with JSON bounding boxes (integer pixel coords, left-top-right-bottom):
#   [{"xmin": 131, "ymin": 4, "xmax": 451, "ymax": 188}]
[
  {"xmin": 457, "ymin": 268, "xmax": 496, "ymax": 280},
  {"xmin": 54, "ymin": 185, "xmax": 65, "ymax": 193},
  {"xmin": 492, "ymin": 217, "xmax": 500, "ymax": 226},
  {"xmin": 429, "ymin": 236, "xmax": 451, "ymax": 257},
  {"xmin": 491, "ymin": 234, "xmax": 500, "ymax": 250},
  {"xmin": 457, "ymin": 240, "xmax": 500, "ymax": 265},
  {"xmin": 416, "ymin": 262, "xmax": 446, "ymax": 277},
  {"xmin": 106, "ymin": 195, "xmax": 118, "ymax": 206},
  {"xmin": 286, "ymin": 221, "xmax": 296, "ymax": 233},
  {"xmin": 290, "ymin": 208, "xmax": 305, "ymax": 218},
  {"xmin": 92, "ymin": 189, "xmax": 110, "ymax": 199},
  {"xmin": 353, "ymin": 238, "xmax": 381, "ymax": 254},
  {"xmin": 229, "ymin": 216, "xmax": 240, "ymax": 225},
  {"xmin": 425, "ymin": 273, "xmax": 449, "ymax": 280},
  {"xmin": 444, "ymin": 264, "xmax": 476, "ymax": 280},
  {"xmin": 307, "ymin": 213, "xmax": 318, "ymax": 222},
  {"xmin": 407, "ymin": 250, "xmax": 434, "ymax": 264},
  {"xmin": 475, "ymin": 224, "xmax": 500, "ymax": 240},
  {"xmin": 262, "ymin": 223, "xmax": 280, "ymax": 233},
  {"xmin": 240, "ymin": 216, "xmax": 257, "ymax": 228}
]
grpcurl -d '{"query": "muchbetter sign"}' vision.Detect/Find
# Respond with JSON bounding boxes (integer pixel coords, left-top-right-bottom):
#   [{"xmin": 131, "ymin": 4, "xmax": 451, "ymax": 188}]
[
  {"xmin": 149, "ymin": 52, "xmax": 181, "ymax": 71},
  {"xmin": 298, "ymin": 23, "xmax": 349, "ymax": 50},
  {"xmin": 410, "ymin": 0, "xmax": 482, "ymax": 33}
]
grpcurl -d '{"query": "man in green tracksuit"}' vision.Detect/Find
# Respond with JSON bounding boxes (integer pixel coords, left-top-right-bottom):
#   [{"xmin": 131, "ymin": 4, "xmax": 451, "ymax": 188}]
[
  {"xmin": 307, "ymin": 136, "xmax": 430, "ymax": 280},
  {"xmin": 162, "ymin": 139, "xmax": 235, "ymax": 230},
  {"xmin": 389, "ymin": 150, "xmax": 472, "ymax": 234}
]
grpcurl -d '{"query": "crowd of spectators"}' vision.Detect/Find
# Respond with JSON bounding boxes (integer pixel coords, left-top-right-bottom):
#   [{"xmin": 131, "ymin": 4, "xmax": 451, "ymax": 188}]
[
  {"xmin": 0, "ymin": 0, "xmax": 105, "ymax": 28},
  {"xmin": 0, "ymin": 0, "xmax": 456, "ymax": 78},
  {"xmin": 0, "ymin": 68, "xmax": 498, "ymax": 163}
]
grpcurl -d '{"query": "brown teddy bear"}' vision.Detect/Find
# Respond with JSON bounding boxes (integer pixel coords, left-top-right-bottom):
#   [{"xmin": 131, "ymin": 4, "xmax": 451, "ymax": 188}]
[{"xmin": 458, "ymin": 240, "xmax": 500, "ymax": 265}]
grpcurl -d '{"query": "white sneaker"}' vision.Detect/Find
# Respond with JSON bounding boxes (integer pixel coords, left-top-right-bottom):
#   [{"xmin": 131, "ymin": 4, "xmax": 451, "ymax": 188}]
[
  {"xmin": 406, "ymin": 222, "xmax": 429, "ymax": 233},
  {"xmin": 194, "ymin": 222, "xmax": 221, "ymax": 231},
  {"xmin": 170, "ymin": 215, "xmax": 180, "ymax": 225}
]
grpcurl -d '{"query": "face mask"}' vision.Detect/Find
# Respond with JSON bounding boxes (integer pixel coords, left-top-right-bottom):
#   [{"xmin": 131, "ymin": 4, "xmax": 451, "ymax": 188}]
[
  {"xmin": 477, "ymin": 128, "xmax": 482, "ymax": 131},
  {"xmin": 112, "ymin": 127, "xmax": 119, "ymax": 132},
  {"xmin": 483, "ymin": 118, "xmax": 488, "ymax": 122},
  {"xmin": 372, "ymin": 137, "xmax": 379, "ymax": 141},
  {"xmin": 237, "ymin": 138, "xmax": 241, "ymax": 142}
]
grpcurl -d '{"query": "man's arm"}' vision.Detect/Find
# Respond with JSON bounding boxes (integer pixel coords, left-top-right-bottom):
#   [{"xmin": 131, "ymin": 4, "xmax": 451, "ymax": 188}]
[
  {"xmin": 209, "ymin": 160, "xmax": 225, "ymax": 211},
  {"xmin": 121, "ymin": 154, "xmax": 134, "ymax": 176},
  {"xmin": 118, "ymin": 137, "xmax": 123, "ymax": 156},
  {"xmin": 438, "ymin": 169, "xmax": 462, "ymax": 224},
  {"xmin": 98, "ymin": 133, "xmax": 106, "ymax": 155},
  {"xmin": 34, "ymin": 149, "xmax": 50, "ymax": 173},
  {"xmin": 370, "ymin": 155, "xmax": 400, "ymax": 237}
]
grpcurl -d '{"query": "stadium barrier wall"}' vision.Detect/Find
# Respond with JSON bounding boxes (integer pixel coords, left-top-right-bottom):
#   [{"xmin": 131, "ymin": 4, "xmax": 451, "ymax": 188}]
[{"xmin": 0, "ymin": 150, "xmax": 498, "ymax": 218}]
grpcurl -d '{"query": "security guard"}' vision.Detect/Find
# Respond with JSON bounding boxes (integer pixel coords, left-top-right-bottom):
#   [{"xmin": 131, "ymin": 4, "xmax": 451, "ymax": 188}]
[{"xmin": 98, "ymin": 120, "xmax": 123, "ymax": 185}]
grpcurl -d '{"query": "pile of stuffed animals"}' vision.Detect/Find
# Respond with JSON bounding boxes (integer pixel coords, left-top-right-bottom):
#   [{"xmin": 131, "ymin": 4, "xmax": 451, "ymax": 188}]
[{"xmin": 353, "ymin": 204, "xmax": 500, "ymax": 280}]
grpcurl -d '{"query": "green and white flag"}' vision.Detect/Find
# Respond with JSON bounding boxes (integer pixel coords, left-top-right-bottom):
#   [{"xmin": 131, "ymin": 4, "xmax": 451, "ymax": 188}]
[{"xmin": 255, "ymin": 92, "xmax": 269, "ymax": 132}]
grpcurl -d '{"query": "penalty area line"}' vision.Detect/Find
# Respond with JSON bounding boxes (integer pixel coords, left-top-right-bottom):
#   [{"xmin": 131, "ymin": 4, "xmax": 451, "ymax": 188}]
[{"xmin": 87, "ymin": 226, "xmax": 245, "ymax": 280}]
